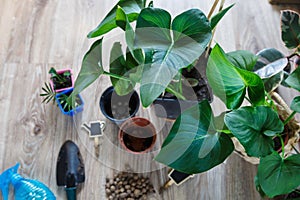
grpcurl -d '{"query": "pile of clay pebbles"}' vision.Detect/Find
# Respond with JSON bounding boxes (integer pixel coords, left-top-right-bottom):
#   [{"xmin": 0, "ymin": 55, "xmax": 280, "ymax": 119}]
[{"xmin": 105, "ymin": 171, "xmax": 155, "ymax": 200}]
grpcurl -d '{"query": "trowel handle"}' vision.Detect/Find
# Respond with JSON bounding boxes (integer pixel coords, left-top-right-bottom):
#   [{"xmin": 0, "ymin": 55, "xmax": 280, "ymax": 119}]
[{"xmin": 65, "ymin": 187, "xmax": 76, "ymax": 200}]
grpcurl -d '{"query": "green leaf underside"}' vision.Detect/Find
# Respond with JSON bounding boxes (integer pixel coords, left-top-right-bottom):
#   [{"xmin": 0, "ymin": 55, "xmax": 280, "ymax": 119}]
[
  {"xmin": 210, "ymin": 4, "xmax": 234, "ymax": 30},
  {"xmin": 285, "ymin": 66, "xmax": 300, "ymax": 91},
  {"xmin": 253, "ymin": 48, "xmax": 286, "ymax": 71},
  {"xmin": 257, "ymin": 152, "xmax": 300, "ymax": 197},
  {"xmin": 226, "ymin": 50, "xmax": 258, "ymax": 71},
  {"xmin": 87, "ymin": 0, "xmax": 145, "ymax": 38},
  {"xmin": 225, "ymin": 106, "xmax": 284, "ymax": 157},
  {"xmin": 72, "ymin": 38, "xmax": 104, "ymax": 98},
  {"xmin": 155, "ymin": 100, "xmax": 234, "ymax": 174},
  {"xmin": 291, "ymin": 96, "xmax": 300, "ymax": 113},
  {"xmin": 281, "ymin": 10, "xmax": 300, "ymax": 49},
  {"xmin": 255, "ymin": 58, "xmax": 288, "ymax": 79},
  {"xmin": 254, "ymin": 48, "xmax": 287, "ymax": 92},
  {"xmin": 207, "ymin": 44, "xmax": 265, "ymax": 110},
  {"xmin": 135, "ymin": 8, "xmax": 212, "ymax": 107}
]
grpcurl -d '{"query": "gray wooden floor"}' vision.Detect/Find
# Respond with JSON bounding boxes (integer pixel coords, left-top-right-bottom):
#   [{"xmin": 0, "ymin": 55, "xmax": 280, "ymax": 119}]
[{"xmin": 0, "ymin": 0, "xmax": 299, "ymax": 199}]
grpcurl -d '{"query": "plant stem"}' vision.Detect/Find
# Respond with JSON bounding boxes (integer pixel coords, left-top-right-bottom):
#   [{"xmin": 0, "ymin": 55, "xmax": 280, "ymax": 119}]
[
  {"xmin": 284, "ymin": 111, "xmax": 296, "ymax": 125},
  {"xmin": 206, "ymin": 0, "xmax": 226, "ymax": 57},
  {"xmin": 179, "ymin": 72, "xmax": 183, "ymax": 95},
  {"xmin": 217, "ymin": 129, "xmax": 231, "ymax": 134},
  {"xmin": 266, "ymin": 92, "xmax": 277, "ymax": 111},
  {"xmin": 165, "ymin": 87, "xmax": 186, "ymax": 100},
  {"xmin": 279, "ymin": 135, "xmax": 285, "ymax": 158},
  {"xmin": 207, "ymin": 0, "xmax": 220, "ymax": 20},
  {"xmin": 103, "ymin": 71, "xmax": 131, "ymax": 82}
]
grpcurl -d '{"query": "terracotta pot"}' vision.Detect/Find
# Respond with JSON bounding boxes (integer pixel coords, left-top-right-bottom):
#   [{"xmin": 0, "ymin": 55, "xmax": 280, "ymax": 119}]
[{"xmin": 119, "ymin": 117, "xmax": 156, "ymax": 154}]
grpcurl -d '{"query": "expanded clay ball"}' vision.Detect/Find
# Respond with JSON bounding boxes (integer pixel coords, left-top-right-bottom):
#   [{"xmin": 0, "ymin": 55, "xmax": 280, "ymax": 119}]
[{"xmin": 105, "ymin": 172, "xmax": 155, "ymax": 200}]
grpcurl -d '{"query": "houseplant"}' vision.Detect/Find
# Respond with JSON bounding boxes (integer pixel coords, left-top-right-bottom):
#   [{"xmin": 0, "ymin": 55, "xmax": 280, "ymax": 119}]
[
  {"xmin": 55, "ymin": 88, "xmax": 84, "ymax": 116},
  {"xmin": 40, "ymin": 81, "xmax": 84, "ymax": 116},
  {"xmin": 67, "ymin": 0, "xmax": 233, "ymax": 115},
  {"xmin": 49, "ymin": 67, "xmax": 74, "ymax": 93},
  {"xmin": 155, "ymin": 10, "xmax": 300, "ymax": 198}
]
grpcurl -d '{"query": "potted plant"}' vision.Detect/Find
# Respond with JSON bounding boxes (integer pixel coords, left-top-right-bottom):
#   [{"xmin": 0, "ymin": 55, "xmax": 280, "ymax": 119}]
[
  {"xmin": 66, "ymin": 0, "xmax": 233, "ymax": 119},
  {"xmin": 154, "ymin": 10, "xmax": 300, "ymax": 198},
  {"xmin": 49, "ymin": 67, "xmax": 74, "ymax": 93},
  {"xmin": 40, "ymin": 82, "xmax": 84, "ymax": 116},
  {"xmin": 55, "ymin": 88, "xmax": 84, "ymax": 116}
]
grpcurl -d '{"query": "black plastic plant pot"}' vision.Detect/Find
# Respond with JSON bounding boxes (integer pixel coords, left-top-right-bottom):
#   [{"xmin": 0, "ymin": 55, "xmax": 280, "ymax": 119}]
[
  {"xmin": 153, "ymin": 52, "xmax": 213, "ymax": 120},
  {"xmin": 99, "ymin": 86, "xmax": 140, "ymax": 124},
  {"xmin": 153, "ymin": 69, "xmax": 213, "ymax": 120},
  {"xmin": 153, "ymin": 98, "xmax": 198, "ymax": 120}
]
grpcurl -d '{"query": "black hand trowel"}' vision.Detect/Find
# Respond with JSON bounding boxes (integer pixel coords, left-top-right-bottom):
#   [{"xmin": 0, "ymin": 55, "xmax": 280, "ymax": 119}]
[{"xmin": 56, "ymin": 140, "xmax": 85, "ymax": 200}]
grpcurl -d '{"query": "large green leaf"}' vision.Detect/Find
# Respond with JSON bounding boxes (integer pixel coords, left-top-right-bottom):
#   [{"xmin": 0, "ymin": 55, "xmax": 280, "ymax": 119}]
[
  {"xmin": 226, "ymin": 50, "xmax": 258, "ymax": 71},
  {"xmin": 253, "ymin": 48, "xmax": 288, "ymax": 92},
  {"xmin": 109, "ymin": 42, "xmax": 136, "ymax": 96},
  {"xmin": 72, "ymin": 38, "xmax": 104, "ymax": 97},
  {"xmin": 115, "ymin": 6, "xmax": 144, "ymax": 64},
  {"xmin": 207, "ymin": 44, "xmax": 265, "ymax": 109},
  {"xmin": 225, "ymin": 106, "xmax": 284, "ymax": 157},
  {"xmin": 135, "ymin": 8, "xmax": 212, "ymax": 107},
  {"xmin": 281, "ymin": 10, "xmax": 300, "ymax": 49},
  {"xmin": 257, "ymin": 152, "xmax": 300, "ymax": 197},
  {"xmin": 285, "ymin": 66, "xmax": 300, "ymax": 91},
  {"xmin": 291, "ymin": 96, "xmax": 300, "ymax": 113},
  {"xmin": 155, "ymin": 100, "xmax": 234, "ymax": 174},
  {"xmin": 87, "ymin": 0, "xmax": 145, "ymax": 38},
  {"xmin": 210, "ymin": 4, "xmax": 234, "ymax": 30}
]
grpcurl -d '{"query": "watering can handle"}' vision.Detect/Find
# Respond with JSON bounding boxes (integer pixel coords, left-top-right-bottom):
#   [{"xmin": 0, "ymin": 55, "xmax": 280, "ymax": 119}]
[{"xmin": 65, "ymin": 187, "xmax": 76, "ymax": 200}]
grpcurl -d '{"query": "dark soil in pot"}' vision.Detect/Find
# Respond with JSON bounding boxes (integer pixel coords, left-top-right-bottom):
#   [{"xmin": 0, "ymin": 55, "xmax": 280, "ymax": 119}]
[
  {"xmin": 123, "ymin": 127, "xmax": 154, "ymax": 152},
  {"xmin": 100, "ymin": 86, "xmax": 140, "ymax": 123},
  {"xmin": 286, "ymin": 190, "xmax": 300, "ymax": 199},
  {"xmin": 119, "ymin": 117, "xmax": 156, "ymax": 153},
  {"xmin": 52, "ymin": 73, "xmax": 72, "ymax": 90},
  {"xmin": 273, "ymin": 190, "xmax": 300, "ymax": 200},
  {"xmin": 158, "ymin": 59, "xmax": 213, "ymax": 102},
  {"xmin": 181, "ymin": 66, "xmax": 213, "ymax": 102},
  {"xmin": 273, "ymin": 133, "xmax": 289, "ymax": 152}
]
